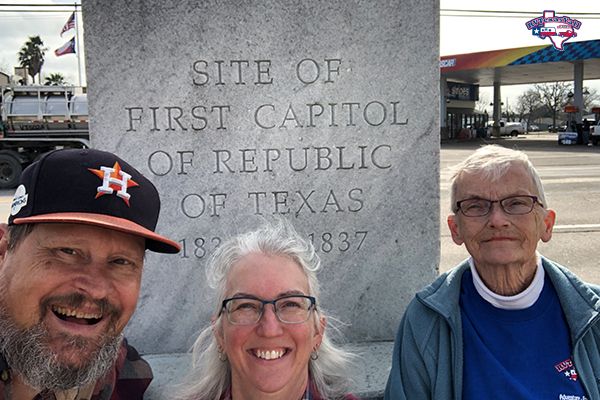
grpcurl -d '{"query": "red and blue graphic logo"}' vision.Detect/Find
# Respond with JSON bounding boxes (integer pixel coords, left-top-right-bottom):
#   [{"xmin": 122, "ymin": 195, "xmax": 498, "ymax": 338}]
[
  {"xmin": 554, "ymin": 358, "xmax": 579, "ymax": 382},
  {"xmin": 526, "ymin": 10, "xmax": 582, "ymax": 51}
]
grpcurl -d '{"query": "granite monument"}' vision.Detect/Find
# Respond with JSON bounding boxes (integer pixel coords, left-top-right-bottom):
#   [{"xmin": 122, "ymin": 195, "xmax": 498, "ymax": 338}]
[{"xmin": 83, "ymin": 0, "xmax": 440, "ymax": 360}]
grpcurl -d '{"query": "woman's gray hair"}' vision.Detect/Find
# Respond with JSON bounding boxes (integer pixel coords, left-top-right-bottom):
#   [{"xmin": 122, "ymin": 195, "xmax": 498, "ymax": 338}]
[
  {"xmin": 449, "ymin": 144, "xmax": 547, "ymax": 212},
  {"xmin": 175, "ymin": 220, "xmax": 355, "ymax": 400}
]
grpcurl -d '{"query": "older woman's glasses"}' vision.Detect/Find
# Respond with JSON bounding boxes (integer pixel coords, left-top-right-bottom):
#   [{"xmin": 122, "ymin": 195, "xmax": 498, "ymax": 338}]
[
  {"xmin": 456, "ymin": 195, "xmax": 543, "ymax": 217},
  {"xmin": 220, "ymin": 295, "xmax": 316, "ymax": 325}
]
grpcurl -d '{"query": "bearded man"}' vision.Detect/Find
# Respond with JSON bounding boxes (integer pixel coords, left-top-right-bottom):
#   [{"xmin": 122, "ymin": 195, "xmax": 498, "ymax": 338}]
[{"xmin": 0, "ymin": 148, "xmax": 180, "ymax": 399}]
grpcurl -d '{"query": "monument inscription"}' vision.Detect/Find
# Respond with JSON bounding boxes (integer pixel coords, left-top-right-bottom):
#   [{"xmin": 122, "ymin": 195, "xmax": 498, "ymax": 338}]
[{"xmin": 83, "ymin": 0, "xmax": 440, "ymax": 354}]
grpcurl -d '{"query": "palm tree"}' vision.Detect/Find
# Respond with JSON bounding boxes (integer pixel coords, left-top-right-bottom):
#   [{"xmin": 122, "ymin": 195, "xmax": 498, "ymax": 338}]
[
  {"xmin": 44, "ymin": 73, "xmax": 68, "ymax": 86},
  {"xmin": 18, "ymin": 36, "xmax": 47, "ymax": 84}
]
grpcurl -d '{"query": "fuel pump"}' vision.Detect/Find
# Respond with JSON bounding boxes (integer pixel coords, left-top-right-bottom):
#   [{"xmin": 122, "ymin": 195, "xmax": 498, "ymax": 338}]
[{"xmin": 558, "ymin": 105, "xmax": 579, "ymax": 145}]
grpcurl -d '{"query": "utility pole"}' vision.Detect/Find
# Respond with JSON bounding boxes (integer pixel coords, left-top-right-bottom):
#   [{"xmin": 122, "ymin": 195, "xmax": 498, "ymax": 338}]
[{"xmin": 75, "ymin": 3, "xmax": 82, "ymax": 87}]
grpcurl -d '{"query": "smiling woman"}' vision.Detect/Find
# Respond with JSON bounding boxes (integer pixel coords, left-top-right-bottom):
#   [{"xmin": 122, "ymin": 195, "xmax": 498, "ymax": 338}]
[{"xmin": 175, "ymin": 220, "xmax": 357, "ymax": 400}]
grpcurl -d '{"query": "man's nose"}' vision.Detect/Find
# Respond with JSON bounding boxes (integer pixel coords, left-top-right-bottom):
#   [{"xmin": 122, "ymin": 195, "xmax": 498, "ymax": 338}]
[{"xmin": 70, "ymin": 262, "xmax": 113, "ymax": 299}]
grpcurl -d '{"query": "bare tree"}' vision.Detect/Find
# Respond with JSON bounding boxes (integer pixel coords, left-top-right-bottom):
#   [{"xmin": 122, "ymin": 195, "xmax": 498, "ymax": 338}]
[
  {"xmin": 503, "ymin": 101, "xmax": 516, "ymax": 122},
  {"xmin": 534, "ymin": 82, "xmax": 571, "ymax": 130},
  {"xmin": 475, "ymin": 92, "xmax": 490, "ymax": 113},
  {"xmin": 583, "ymin": 87, "xmax": 600, "ymax": 111},
  {"xmin": 517, "ymin": 89, "xmax": 542, "ymax": 132}
]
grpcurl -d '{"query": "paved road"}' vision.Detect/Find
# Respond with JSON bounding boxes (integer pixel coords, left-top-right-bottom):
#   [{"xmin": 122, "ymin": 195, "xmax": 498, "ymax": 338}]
[
  {"xmin": 0, "ymin": 133, "xmax": 598, "ymax": 284},
  {"xmin": 440, "ymin": 133, "xmax": 600, "ymax": 284}
]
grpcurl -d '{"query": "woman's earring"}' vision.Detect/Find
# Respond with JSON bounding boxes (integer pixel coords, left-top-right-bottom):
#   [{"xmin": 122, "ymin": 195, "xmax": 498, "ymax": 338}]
[
  {"xmin": 217, "ymin": 346, "xmax": 227, "ymax": 362},
  {"xmin": 310, "ymin": 347, "xmax": 319, "ymax": 360}
]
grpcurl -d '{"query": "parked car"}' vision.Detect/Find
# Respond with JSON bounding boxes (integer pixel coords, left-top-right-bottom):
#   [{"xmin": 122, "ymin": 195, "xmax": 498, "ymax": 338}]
[
  {"xmin": 549, "ymin": 124, "xmax": 568, "ymax": 132},
  {"xmin": 487, "ymin": 121, "xmax": 525, "ymax": 137}
]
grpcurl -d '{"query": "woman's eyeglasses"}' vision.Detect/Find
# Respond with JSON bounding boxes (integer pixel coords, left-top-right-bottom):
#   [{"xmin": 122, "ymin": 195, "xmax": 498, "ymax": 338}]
[{"xmin": 220, "ymin": 295, "xmax": 316, "ymax": 325}]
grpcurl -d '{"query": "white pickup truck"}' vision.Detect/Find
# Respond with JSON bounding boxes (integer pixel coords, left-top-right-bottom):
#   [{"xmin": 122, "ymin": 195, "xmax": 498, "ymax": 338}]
[
  {"xmin": 591, "ymin": 121, "xmax": 600, "ymax": 145},
  {"xmin": 487, "ymin": 121, "xmax": 526, "ymax": 137}
]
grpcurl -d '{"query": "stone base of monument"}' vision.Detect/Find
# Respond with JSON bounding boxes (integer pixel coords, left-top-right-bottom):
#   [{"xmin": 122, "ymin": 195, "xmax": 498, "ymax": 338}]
[{"xmin": 145, "ymin": 341, "xmax": 393, "ymax": 399}]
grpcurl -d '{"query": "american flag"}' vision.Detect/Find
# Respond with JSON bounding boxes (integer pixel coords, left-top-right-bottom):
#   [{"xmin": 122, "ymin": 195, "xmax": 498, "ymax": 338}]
[{"xmin": 60, "ymin": 12, "xmax": 75, "ymax": 36}]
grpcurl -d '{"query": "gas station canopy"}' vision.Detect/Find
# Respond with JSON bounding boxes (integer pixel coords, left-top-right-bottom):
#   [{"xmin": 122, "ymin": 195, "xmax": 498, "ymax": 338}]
[{"xmin": 440, "ymin": 39, "xmax": 600, "ymax": 86}]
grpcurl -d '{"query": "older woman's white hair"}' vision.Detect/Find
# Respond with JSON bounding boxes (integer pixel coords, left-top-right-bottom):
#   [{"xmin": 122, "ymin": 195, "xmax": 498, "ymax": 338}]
[
  {"xmin": 175, "ymin": 220, "xmax": 355, "ymax": 400},
  {"xmin": 449, "ymin": 144, "xmax": 547, "ymax": 212}
]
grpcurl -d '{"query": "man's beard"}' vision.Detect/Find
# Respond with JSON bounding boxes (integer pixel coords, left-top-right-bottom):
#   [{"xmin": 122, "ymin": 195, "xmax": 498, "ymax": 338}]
[{"xmin": 0, "ymin": 295, "xmax": 124, "ymax": 391}]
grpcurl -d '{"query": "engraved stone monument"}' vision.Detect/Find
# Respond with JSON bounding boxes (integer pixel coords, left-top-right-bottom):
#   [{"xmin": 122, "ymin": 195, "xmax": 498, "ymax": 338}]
[{"xmin": 83, "ymin": 1, "xmax": 439, "ymax": 392}]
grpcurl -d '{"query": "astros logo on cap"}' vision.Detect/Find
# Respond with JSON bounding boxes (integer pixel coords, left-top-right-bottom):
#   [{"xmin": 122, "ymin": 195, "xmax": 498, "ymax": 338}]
[{"xmin": 88, "ymin": 161, "xmax": 139, "ymax": 206}]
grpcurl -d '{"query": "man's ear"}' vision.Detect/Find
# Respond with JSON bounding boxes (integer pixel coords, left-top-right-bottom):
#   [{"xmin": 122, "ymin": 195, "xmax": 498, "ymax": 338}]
[
  {"xmin": 541, "ymin": 209, "xmax": 556, "ymax": 243},
  {"xmin": 447, "ymin": 215, "xmax": 464, "ymax": 245}
]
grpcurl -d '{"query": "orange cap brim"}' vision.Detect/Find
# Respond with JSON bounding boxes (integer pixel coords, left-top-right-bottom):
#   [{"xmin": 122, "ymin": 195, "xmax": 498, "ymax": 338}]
[{"xmin": 13, "ymin": 212, "xmax": 181, "ymax": 254}]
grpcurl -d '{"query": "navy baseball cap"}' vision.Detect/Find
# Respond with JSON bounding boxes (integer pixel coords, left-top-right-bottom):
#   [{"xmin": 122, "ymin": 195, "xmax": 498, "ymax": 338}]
[{"xmin": 8, "ymin": 148, "xmax": 180, "ymax": 254}]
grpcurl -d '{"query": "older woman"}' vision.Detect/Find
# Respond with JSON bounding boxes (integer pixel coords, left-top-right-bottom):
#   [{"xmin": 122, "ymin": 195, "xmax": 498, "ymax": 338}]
[
  {"xmin": 385, "ymin": 145, "xmax": 600, "ymax": 399},
  {"xmin": 177, "ymin": 221, "xmax": 356, "ymax": 400}
]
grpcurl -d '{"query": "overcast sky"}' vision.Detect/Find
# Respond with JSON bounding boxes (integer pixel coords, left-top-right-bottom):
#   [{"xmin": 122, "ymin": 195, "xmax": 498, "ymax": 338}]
[
  {"xmin": 1, "ymin": 0, "xmax": 600, "ymax": 102},
  {"xmin": 0, "ymin": 0, "xmax": 85, "ymax": 84}
]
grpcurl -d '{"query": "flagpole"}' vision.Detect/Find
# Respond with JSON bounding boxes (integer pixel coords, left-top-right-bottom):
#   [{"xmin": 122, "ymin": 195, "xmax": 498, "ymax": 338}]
[{"xmin": 74, "ymin": 3, "xmax": 82, "ymax": 87}]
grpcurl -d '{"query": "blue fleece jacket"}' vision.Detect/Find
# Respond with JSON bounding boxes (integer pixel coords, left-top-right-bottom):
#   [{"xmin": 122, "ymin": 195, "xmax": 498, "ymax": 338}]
[{"xmin": 384, "ymin": 257, "xmax": 600, "ymax": 400}]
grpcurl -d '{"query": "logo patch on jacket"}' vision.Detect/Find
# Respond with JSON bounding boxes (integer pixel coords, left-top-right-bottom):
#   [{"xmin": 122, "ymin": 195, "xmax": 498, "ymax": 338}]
[{"xmin": 555, "ymin": 358, "xmax": 579, "ymax": 382}]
